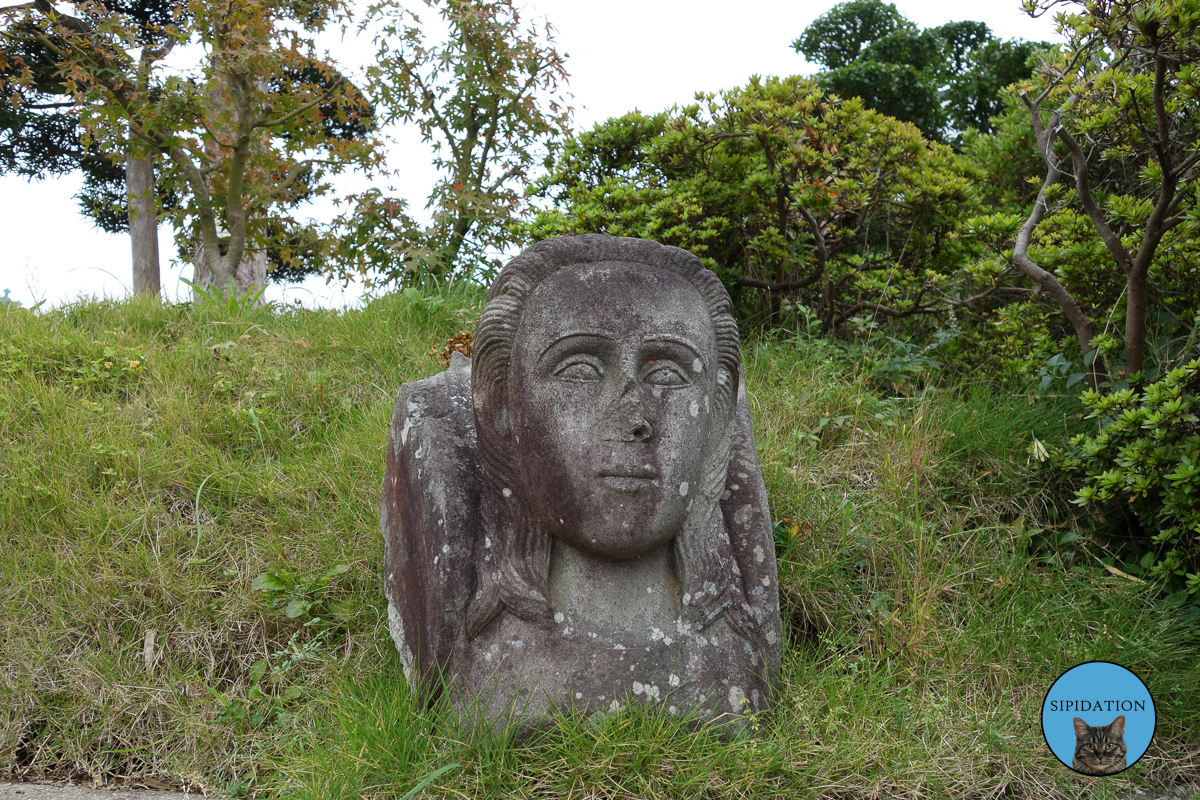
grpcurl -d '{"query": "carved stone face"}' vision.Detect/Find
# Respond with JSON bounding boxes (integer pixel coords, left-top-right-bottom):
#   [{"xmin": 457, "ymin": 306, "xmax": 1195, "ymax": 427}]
[{"xmin": 508, "ymin": 261, "xmax": 721, "ymax": 560}]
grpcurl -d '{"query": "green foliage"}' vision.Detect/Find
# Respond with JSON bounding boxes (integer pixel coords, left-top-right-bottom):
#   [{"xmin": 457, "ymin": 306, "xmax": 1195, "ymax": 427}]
[
  {"xmin": 278, "ymin": 675, "xmax": 459, "ymax": 799},
  {"xmin": 252, "ymin": 562, "xmax": 352, "ymax": 629},
  {"xmin": 944, "ymin": 91, "xmax": 1045, "ymax": 214},
  {"xmin": 793, "ymin": 0, "xmax": 1046, "ymax": 142},
  {"xmin": 0, "ymin": 289, "xmax": 477, "ymax": 787},
  {"xmin": 961, "ymin": 63, "xmax": 1200, "ymax": 383},
  {"xmin": 3, "ymin": 0, "xmax": 372, "ymax": 287},
  {"xmin": 0, "ymin": 22, "xmax": 155, "ymax": 228},
  {"xmin": 1036, "ymin": 352, "xmax": 1090, "ymax": 393},
  {"xmin": 183, "ymin": 276, "xmax": 268, "ymax": 311},
  {"xmin": 1061, "ymin": 359, "xmax": 1200, "ymax": 594},
  {"xmin": 814, "ymin": 58, "xmax": 945, "ymax": 142},
  {"xmin": 865, "ymin": 326, "xmax": 956, "ymax": 396},
  {"xmin": 941, "ymin": 36, "xmax": 1047, "ymax": 136},
  {"xmin": 351, "ymin": 0, "xmax": 572, "ymax": 283},
  {"xmin": 793, "ymin": 0, "xmax": 913, "ymax": 71},
  {"xmin": 983, "ymin": 0, "xmax": 1200, "ymax": 381},
  {"xmin": 0, "ymin": 332, "xmax": 147, "ymax": 393},
  {"xmin": 525, "ymin": 75, "xmax": 985, "ymax": 334},
  {"xmin": 211, "ymin": 631, "xmax": 327, "ymax": 730}
]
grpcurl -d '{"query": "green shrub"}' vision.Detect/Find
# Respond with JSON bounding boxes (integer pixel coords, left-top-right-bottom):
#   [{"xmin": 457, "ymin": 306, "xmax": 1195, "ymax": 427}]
[{"xmin": 1061, "ymin": 359, "xmax": 1200, "ymax": 594}]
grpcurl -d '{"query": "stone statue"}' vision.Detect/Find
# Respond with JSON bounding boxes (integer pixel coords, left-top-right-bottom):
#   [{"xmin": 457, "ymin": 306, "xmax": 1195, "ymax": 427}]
[{"xmin": 382, "ymin": 235, "xmax": 781, "ymax": 728}]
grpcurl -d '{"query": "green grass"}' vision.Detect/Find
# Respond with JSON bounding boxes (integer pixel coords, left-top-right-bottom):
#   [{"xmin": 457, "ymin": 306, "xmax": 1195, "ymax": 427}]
[{"xmin": 1, "ymin": 294, "xmax": 1197, "ymax": 799}]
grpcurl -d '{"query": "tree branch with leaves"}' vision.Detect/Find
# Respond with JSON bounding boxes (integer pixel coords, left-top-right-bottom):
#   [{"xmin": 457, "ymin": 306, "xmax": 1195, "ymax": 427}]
[
  {"xmin": 360, "ymin": 0, "xmax": 571, "ymax": 282},
  {"xmin": 1007, "ymin": 0, "xmax": 1200, "ymax": 380}
]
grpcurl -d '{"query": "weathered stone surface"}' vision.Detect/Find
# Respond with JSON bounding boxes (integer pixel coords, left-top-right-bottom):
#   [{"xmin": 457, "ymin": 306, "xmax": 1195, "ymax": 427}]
[
  {"xmin": 381, "ymin": 351, "xmax": 479, "ymax": 688},
  {"xmin": 381, "ymin": 234, "xmax": 781, "ymax": 728}
]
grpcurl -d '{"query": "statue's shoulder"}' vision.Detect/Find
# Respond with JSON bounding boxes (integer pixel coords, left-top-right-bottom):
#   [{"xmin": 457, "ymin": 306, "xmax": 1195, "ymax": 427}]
[
  {"xmin": 391, "ymin": 350, "xmax": 473, "ymax": 424},
  {"xmin": 381, "ymin": 352, "xmax": 480, "ymax": 686}
]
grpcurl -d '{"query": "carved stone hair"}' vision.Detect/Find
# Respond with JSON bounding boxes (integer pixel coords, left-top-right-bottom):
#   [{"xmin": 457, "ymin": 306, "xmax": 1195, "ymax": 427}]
[{"xmin": 466, "ymin": 235, "xmax": 750, "ymax": 639}]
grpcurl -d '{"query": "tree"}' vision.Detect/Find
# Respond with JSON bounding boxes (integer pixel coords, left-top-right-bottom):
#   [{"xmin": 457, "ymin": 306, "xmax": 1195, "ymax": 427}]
[
  {"xmin": 793, "ymin": 0, "xmax": 911, "ymax": 71},
  {"xmin": 991, "ymin": 0, "xmax": 1200, "ymax": 383},
  {"xmin": 945, "ymin": 34, "xmax": 1048, "ymax": 135},
  {"xmin": 359, "ymin": 0, "xmax": 570, "ymax": 282},
  {"xmin": 2, "ymin": 0, "xmax": 177, "ymax": 294},
  {"xmin": 2, "ymin": 4, "xmax": 376, "ymax": 294},
  {"xmin": 3, "ymin": 0, "xmax": 382, "ymax": 299},
  {"xmin": 525, "ymin": 75, "xmax": 997, "ymax": 334},
  {"xmin": 794, "ymin": 0, "xmax": 1046, "ymax": 143}
]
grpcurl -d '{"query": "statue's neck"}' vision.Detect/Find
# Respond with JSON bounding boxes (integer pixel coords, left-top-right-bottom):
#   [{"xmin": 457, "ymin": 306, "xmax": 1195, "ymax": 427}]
[{"xmin": 547, "ymin": 538, "xmax": 682, "ymax": 632}]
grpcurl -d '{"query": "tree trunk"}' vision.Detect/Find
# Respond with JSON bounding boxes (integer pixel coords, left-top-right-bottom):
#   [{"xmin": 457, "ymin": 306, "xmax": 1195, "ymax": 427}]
[
  {"xmin": 1124, "ymin": 268, "xmax": 1149, "ymax": 376},
  {"xmin": 433, "ymin": 214, "xmax": 473, "ymax": 277},
  {"xmin": 126, "ymin": 154, "xmax": 161, "ymax": 297},
  {"xmin": 192, "ymin": 241, "xmax": 267, "ymax": 307}
]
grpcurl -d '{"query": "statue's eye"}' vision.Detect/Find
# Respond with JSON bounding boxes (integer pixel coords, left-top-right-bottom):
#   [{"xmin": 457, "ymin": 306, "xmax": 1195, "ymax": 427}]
[
  {"xmin": 553, "ymin": 356, "xmax": 604, "ymax": 381},
  {"xmin": 643, "ymin": 361, "xmax": 689, "ymax": 387}
]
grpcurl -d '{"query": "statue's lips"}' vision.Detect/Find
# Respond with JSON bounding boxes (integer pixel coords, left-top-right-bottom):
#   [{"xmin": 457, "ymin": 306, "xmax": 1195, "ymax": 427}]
[{"xmin": 598, "ymin": 466, "xmax": 658, "ymax": 494}]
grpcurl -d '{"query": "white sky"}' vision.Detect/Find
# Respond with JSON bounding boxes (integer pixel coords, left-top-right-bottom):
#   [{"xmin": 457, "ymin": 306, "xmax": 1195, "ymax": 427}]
[{"xmin": 0, "ymin": 0, "xmax": 1060, "ymax": 310}]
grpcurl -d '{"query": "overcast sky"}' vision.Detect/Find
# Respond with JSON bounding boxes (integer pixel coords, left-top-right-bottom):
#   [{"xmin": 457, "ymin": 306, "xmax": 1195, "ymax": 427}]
[{"xmin": 0, "ymin": 0, "xmax": 1061, "ymax": 309}]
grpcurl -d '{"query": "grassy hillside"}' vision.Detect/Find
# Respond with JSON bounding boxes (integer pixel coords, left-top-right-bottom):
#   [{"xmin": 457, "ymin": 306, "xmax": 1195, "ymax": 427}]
[{"xmin": 1, "ymin": 293, "xmax": 1196, "ymax": 799}]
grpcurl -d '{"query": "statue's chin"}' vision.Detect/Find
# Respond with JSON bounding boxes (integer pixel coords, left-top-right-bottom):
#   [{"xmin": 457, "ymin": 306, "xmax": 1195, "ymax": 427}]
[
  {"xmin": 527, "ymin": 481, "xmax": 690, "ymax": 560},
  {"xmin": 544, "ymin": 517, "xmax": 682, "ymax": 561}
]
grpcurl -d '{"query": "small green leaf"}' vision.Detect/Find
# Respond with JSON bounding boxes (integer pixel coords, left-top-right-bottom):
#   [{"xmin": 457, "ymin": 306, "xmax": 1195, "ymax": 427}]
[
  {"xmin": 248, "ymin": 658, "xmax": 269, "ymax": 684},
  {"xmin": 251, "ymin": 572, "xmax": 286, "ymax": 592},
  {"xmin": 285, "ymin": 598, "xmax": 311, "ymax": 619}
]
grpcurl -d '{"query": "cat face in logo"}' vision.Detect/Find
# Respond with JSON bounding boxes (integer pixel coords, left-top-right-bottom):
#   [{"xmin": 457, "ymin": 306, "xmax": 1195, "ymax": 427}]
[{"xmin": 1072, "ymin": 715, "xmax": 1128, "ymax": 775}]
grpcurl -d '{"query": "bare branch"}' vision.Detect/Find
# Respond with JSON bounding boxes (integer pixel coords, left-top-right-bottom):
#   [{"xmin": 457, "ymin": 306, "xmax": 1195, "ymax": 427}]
[
  {"xmin": 0, "ymin": 2, "xmax": 38, "ymax": 18},
  {"xmin": 1031, "ymin": 45, "xmax": 1089, "ymax": 107},
  {"xmin": 1054, "ymin": 125, "xmax": 1135, "ymax": 275},
  {"xmin": 32, "ymin": 0, "xmax": 88, "ymax": 33},
  {"xmin": 1169, "ymin": 146, "xmax": 1200, "ymax": 180},
  {"xmin": 799, "ymin": 207, "xmax": 828, "ymax": 274},
  {"xmin": 1151, "ymin": 30, "xmax": 1171, "ymax": 175},
  {"xmin": 736, "ymin": 267, "xmax": 822, "ymax": 293},
  {"xmin": 1011, "ymin": 117, "xmax": 1097, "ymax": 374},
  {"xmin": 261, "ymin": 83, "xmax": 341, "ymax": 129}
]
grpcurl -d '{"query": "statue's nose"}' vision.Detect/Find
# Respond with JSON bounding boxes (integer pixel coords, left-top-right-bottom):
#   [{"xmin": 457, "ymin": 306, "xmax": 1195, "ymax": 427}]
[{"xmin": 604, "ymin": 378, "xmax": 653, "ymax": 442}]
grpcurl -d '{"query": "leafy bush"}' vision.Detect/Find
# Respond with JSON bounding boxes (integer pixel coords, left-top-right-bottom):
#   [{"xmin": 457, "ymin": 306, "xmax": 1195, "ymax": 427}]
[
  {"xmin": 523, "ymin": 76, "xmax": 985, "ymax": 333},
  {"xmin": 1061, "ymin": 359, "xmax": 1200, "ymax": 593}
]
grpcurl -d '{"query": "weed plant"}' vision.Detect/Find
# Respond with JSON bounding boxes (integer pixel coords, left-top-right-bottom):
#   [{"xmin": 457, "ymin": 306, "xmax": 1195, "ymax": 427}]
[{"xmin": 1, "ymin": 294, "xmax": 1196, "ymax": 798}]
